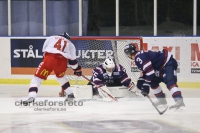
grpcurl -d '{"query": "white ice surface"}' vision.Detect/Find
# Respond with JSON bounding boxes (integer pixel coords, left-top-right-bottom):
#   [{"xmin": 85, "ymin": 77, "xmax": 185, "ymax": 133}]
[{"xmin": 0, "ymin": 84, "xmax": 200, "ymax": 133}]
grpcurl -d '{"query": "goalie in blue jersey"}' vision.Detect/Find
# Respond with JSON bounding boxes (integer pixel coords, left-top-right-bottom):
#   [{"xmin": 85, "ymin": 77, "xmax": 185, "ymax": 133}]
[
  {"xmin": 88, "ymin": 58, "xmax": 136, "ymax": 99},
  {"xmin": 124, "ymin": 43, "xmax": 185, "ymax": 110}
]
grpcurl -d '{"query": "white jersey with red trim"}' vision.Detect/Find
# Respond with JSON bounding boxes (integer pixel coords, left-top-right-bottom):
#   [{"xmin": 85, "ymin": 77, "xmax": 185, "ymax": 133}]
[
  {"xmin": 42, "ymin": 35, "xmax": 76, "ymax": 60},
  {"xmin": 42, "ymin": 35, "xmax": 78, "ymax": 69}
]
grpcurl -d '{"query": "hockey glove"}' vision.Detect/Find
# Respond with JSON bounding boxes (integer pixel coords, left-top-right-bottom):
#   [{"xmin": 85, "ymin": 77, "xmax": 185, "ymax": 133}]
[
  {"xmin": 137, "ymin": 77, "xmax": 145, "ymax": 90},
  {"xmin": 73, "ymin": 65, "xmax": 82, "ymax": 76},
  {"xmin": 141, "ymin": 82, "xmax": 150, "ymax": 96}
]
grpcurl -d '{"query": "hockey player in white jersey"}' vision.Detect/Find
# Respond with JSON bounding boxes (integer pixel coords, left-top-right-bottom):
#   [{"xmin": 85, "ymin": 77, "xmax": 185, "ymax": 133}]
[{"xmin": 23, "ymin": 32, "xmax": 82, "ymax": 105}]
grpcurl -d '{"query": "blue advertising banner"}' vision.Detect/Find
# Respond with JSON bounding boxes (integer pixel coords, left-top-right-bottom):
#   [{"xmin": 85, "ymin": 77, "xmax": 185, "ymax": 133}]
[
  {"xmin": 11, "ymin": 39, "xmax": 114, "ymax": 74},
  {"xmin": 72, "ymin": 40, "xmax": 114, "ymax": 68},
  {"xmin": 11, "ymin": 39, "xmax": 44, "ymax": 67}
]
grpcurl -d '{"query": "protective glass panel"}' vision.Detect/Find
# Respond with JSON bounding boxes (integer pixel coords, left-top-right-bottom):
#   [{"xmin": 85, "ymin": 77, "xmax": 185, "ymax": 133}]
[
  {"xmin": 0, "ymin": 0, "xmax": 8, "ymax": 36},
  {"xmin": 11, "ymin": 0, "xmax": 43, "ymax": 36},
  {"xmin": 119, "ymin": 0, "xmax": 154, "ymax": 36},
  {"xmin": 46, "ymin": 0, "xmax": 79, "ymax": 36},
  {"xmin": 197, "ymin": 1, "xmax": 200, "ymax": 35},
  {"xmin": 157, "ymin": 0, "xmax": 193, "ymax": 36},
  {"xmin": 86, "ymin": 0, "xmax": 115, "ymax": 36}
]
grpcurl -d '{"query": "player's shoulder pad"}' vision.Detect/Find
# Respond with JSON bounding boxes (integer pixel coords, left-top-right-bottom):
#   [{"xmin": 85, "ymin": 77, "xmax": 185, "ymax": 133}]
[{"xmin": 94, "ymin": 65, "xmax": 104, "ymax": 74}]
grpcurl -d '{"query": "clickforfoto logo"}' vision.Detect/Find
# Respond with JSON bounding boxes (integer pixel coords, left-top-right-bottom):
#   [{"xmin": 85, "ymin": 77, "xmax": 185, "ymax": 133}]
[{"xmin": 15, "ymin": 99, "xmax": 84, "ymax": 107}]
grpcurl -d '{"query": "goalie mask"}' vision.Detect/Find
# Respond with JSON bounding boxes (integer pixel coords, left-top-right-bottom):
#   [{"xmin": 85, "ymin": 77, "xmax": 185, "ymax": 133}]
[
  {"xmin": 59, "ymin": 32, "xmax": 70, "ymax": 40},
  {"xmin": 102, "ymin": 58, "xmax": 115, "ymax": 76}
]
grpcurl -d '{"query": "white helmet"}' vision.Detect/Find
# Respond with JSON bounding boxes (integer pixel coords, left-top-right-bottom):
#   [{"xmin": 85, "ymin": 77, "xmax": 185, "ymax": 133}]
[{"xmin": 102, "ymin": 58, "xmax": 115, "ymax": 76}]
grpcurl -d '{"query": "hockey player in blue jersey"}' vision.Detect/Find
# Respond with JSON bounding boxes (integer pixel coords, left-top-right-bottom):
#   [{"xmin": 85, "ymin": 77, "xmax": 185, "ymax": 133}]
[
  {"xmin": 124, "ymin": 43, "xmax": 185, "ymax": 110},
  {"xmin": 88, "ymin": 58, "xmax": 136, "ymax": 98}
]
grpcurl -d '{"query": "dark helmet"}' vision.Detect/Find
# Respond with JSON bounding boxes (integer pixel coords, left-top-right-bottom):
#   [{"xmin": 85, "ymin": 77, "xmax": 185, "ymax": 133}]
[
  {"xmin": 59, "ymin": 32, "xmax": 70, "ymax": 40},
  {"xmin": 124, "ymin": 43, "xmax": 138, "ymax": 56}
]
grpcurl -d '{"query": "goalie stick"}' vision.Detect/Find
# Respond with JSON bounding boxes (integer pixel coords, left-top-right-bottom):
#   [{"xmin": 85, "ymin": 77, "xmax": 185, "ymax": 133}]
[
  {"xmin": 145, "ymin": 93, "xmax": 168, "ymax": 115},
  {"xmin": 82, "ymin": 75, "xmax": 118, "ymax": 102}
]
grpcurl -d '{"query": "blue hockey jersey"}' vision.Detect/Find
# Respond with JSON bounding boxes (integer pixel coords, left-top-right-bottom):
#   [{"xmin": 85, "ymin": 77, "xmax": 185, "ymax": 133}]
[
  {"xmin": 135, "ymin": 49, "xmax": 172, "ymax": 83},
  {"xmin": 91, "ymin": 64, "xmax": 131, "ymax": 87}
]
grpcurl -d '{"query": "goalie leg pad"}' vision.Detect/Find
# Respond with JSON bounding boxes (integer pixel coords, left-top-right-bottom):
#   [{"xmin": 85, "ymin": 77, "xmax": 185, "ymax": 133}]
[
  {"xmin": 100, "ymin": 86, "xmax": 112, "ymax": 95},
  {"xmin": 73, "ymin": 85, "xmax": 93, "ymax": 99},
  {"xmin": 98, "ymin": 89, "xmax": 108, "ymax": 98},
  {"xmin": 98, "ymin": 86, "xmax": 114, "ymax": 101}
]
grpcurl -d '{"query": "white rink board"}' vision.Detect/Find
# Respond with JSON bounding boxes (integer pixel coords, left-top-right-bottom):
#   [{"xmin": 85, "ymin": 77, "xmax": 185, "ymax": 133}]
[
  {"xmin": 143, "ymin": 37, "xmax": 200, "ymax": 82},
  {"xmin": 0, "ymin": 37, "xmax": 200, "ymax": 82}
]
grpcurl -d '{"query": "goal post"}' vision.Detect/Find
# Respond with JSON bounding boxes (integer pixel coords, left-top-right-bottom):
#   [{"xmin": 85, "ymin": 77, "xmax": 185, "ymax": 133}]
[{"xmin": 67, "ymin": 36, "xmax": 143, "ymax": 85}]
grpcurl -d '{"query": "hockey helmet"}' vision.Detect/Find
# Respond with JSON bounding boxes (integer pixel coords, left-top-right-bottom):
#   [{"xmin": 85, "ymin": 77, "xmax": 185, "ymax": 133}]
[
  {"xmin": 59, "ymin": 32, "xmax": 70, "ymax": 40},
  {"xmin": 102, "ymin": 58, "xmax": 115, "ymax": 76},
  {"xmin": 124, "ymin": 43, "xmax": 138, "ymax": 59}
]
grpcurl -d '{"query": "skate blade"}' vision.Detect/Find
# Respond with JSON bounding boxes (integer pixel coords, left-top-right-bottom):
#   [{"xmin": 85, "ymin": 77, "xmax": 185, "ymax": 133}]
[
  {"xmin": 156, "ymin": 104, "xmax": 168, "ymax": 111},
  {"xmin": 169, "ymin": 106, "xmax": 186, "ymax": 112}
]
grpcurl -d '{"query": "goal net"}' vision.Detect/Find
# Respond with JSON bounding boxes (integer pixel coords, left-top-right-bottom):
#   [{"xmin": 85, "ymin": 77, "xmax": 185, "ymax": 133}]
[{"xmin": 67, "ymin": 36, "xmax": 143, "ymax": 85}]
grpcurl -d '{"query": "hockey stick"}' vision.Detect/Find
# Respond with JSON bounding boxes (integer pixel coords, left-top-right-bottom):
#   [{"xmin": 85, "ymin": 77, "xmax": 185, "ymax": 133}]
[
  {"xmin": 82, "ymin": 75, "xmax": 118, "ymax": 102},
  {"xmin": 145, "ymin": 93, "xmax": 168, "ymax": 115}
]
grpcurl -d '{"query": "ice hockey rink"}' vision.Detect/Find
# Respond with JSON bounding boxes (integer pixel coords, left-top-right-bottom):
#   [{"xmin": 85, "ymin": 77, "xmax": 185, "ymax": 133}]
[{"xmin": 0, "ymin": 84, "xmax": 200, "ymax": 133}]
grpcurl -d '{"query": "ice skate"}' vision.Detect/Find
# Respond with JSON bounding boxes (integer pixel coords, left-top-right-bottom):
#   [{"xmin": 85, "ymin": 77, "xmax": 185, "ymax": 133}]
[
  {"xmin": 154, "ymin": 98, "xmax": 167, "ymax": 106},
  {"xmin": 23, "ymin": 97, "xmax": 35, "ymax": 106},
  {"xmin": 153, "ymin": 93, "xmax": 167, "ymax": 106},
  {"xmin": 169, "ymin": 98, "xmax": 186, "ymax": 111},
  {"xmin": 65, "ymin": 93, "xmax": 75, "ymax": 102}
]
